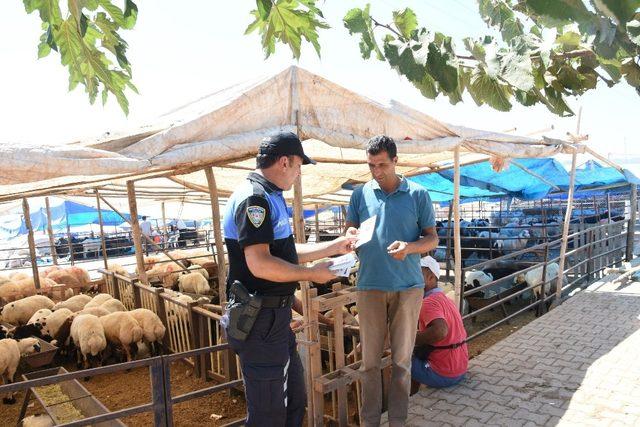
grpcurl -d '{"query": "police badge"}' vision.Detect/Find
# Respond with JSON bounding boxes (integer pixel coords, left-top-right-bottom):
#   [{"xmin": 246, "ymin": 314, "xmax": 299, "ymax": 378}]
[{"xmin": 246, "ymin": 206, "xmax": 266, "ymax": 228}]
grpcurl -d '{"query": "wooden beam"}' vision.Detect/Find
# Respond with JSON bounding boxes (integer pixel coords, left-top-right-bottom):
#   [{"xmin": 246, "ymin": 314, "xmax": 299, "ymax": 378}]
[
  {"xmin": 510, "ymin": 160, "xmax": 562, "ymax": 191},
  {"xmin": 161, "ymin": 202, "xmax": 168, "ymax": 248},
  {"xmin": 95, "ymin": 189, "xmax": 109, "ymax": 270},
  {"xmin": 314, "ymin": 204, "xmax": 320, "ymax": 242},
  {"xmin": 627, "ymin": 184, "xmax": 637, "ymax": 262},
  {"xmin": 204, "ymin": 167, "xmax": 228, "ymax": 304},
  {"xmin": 66, "ymin": 216, "xmax": 74, "ymax": 266},
  {"xmin": 22, "ymin": 198, "xmax": 41, "ymax": 290},
  {"xmin": 453, "ymin": 147, "xmax": 462, "ymax": 309},
  {"xmin": 556, "ymin": 148, "xmax": 578, "ymax": 301},
  {"xmin": 44, "ymin": 197, "xmax": 58, "ymax": 265},
  {"xmin": 126, "ymin": 181, "xmax": 148, "ymax": 285}
]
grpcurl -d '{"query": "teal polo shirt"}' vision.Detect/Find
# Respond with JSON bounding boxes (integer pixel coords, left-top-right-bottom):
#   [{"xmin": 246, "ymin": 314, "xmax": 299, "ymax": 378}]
[{"xmin": 347, "ymin": 176, "xmax": 435, "ymax": 291}]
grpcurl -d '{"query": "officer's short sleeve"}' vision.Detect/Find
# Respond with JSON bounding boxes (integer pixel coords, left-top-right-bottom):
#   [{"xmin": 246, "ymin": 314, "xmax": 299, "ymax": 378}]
[
  {"xmin": 235, "ymin": 195, "xmax": 274, "ymax": 248},
  {"xmin": 418, "ymin": 190, "xmax": 436, "ymax": 229},
  {"xmin": 346, "ymin": 187, "xmax": 361, "ymax": 226}
]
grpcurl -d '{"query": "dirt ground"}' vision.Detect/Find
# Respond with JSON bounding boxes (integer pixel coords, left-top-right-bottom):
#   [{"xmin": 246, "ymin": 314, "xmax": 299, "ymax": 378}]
[
  {"xmin": 0, "ymin": 360, "xmax": 247, "ymax": 426},
  {"xmin": 1, "ymin": 305, "xmax": 537, "ymax": 426}
]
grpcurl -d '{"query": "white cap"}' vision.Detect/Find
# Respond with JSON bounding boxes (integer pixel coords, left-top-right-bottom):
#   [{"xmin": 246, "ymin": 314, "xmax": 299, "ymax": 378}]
[{"xmin": 420, "ymin": 255, "xmax": 441, "ymax": 279}]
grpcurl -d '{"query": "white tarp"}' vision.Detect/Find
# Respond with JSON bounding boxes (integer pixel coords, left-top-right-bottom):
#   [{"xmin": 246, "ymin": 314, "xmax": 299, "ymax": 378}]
[{"xmin": 0, "ymin": 66, "xmax": 585, "ymax": 202}]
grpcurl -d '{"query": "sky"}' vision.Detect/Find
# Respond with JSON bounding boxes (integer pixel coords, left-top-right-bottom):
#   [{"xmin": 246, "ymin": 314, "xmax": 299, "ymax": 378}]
[{"xmin": 1, "ymin": 0, "xmax": 639, "ymax": 164}]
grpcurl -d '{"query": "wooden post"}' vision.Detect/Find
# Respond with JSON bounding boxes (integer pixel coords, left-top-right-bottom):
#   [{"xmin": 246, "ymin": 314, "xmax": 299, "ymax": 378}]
[
  {"xmin": 314, "ymin": 204, "xmax": 320, "ymax": 242},
  {"xmin": 445, "ymin": 203, "xmax": 453, "ymax": 284},
  {"xmin": 453, "ymin": 147, "xmax": 462, "ymax": 309},
  {"xmin": 293, "ymin": 176, "xmax": 306, "ymax": 243},
  {"xmin": 95, "ymin": 189, "xmax": 109, "ymax": 270},
  {"xmin": 204, "ymin": 167, "xmax": 228, "ymax": 305},
  {"xmin": 556, "ymin": 148, "xmax": 578, "ymax": 301},
  {"xmin": 161, "ymin": 202, "xmax": 168, "ymax": 250},
  {"xmin": 66, "ymin": 215, "xmax": 74, "ymax": 266},
  {"xmin": 626, "ymin": 184, "xmax": 637, "ymax": 261},
  {"xmin": 44, "ymin": 197, "xmax": 58, "ymax": 265},
  {"xmin": 606, "ymin": 194, "xmax": 612, "ymax": 223},
  {"xmin": 127, "ymin": 181, "xmax": 148, "ymax": 285},
  {"xmin": 22, "ymin": 198, "xmax": 41, "ymax": 290}
]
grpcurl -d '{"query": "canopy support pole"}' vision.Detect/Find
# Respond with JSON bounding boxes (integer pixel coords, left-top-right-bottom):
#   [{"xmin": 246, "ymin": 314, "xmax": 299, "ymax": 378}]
[
  {"xmin": 127, "ymin": 181, "xmax": 148, "ymax": 286},
  {"xmin": 626, "ymin": 184, "xmax": 637, "ymax": 262},
  {"xmin": 161, "ymin": 202, "xmax": 168, "ymax": 250},
  {"xmin": 556, "ymin": 148, "xmax": 578, "ymax": 302},
  {"xmin": 66, "ymin": 213, "xmax": 74, "ymax": 266},
  {"xmin": 22, "ymin": 198, "xmax": 41, "ymax": 290},
  {"xmin": 95, "ymin": 189, "xmax": 109, "ymax": 270},
  {"xmin": 45, "ymin": 197, "xmax": 58, "ymax": 266},
  {"xmin": 204, "ymin": 167, "xmax": 228, "ymax": 305},
  {"xmin": 453, "ymin": 147, "xmax": 462, "ymax": 310}
]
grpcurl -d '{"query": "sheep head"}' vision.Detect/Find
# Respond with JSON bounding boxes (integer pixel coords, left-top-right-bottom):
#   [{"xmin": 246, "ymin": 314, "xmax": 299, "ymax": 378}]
[
  {"xmin": 17, "ymin": 337, "xmax": 41, "ymax": 354},
  {"xmin": 514, "ymin": 273, "xmax": 526, "ymax": 284}
]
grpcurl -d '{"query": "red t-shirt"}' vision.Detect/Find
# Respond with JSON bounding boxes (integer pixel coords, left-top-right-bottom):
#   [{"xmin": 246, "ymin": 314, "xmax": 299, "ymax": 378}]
[{"xmin": 418, "ymin": 290, "xmax": 468, "ymax": 377}]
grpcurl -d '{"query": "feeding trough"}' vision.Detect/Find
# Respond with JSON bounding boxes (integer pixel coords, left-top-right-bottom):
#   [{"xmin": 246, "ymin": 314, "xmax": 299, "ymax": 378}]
[
  {"xmin": 20, "ymin": 367, "xmax": 125, "ymax": 426},
  {"xmin": 22, "ymin": 337, "xmax": 57, "ymax": 369}
]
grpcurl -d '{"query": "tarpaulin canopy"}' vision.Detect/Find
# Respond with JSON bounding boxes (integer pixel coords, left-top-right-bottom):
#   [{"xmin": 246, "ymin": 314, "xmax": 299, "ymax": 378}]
[
  {"xmin": 0, "ymin": 198, "xmax": 131, "ymax": 240},
  {"xmin": 0, "ymin": 66, "xmax": 586, "ymax": 204}
]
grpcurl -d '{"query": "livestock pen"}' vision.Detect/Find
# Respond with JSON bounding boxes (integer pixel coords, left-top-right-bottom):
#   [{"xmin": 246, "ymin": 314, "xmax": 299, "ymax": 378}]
[{"xmin": 2, "ymin": 67, "xmax": 639, "ymax": 426}]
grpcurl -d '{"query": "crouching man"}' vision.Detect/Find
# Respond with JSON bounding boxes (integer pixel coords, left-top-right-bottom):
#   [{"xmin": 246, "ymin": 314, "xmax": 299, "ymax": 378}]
[{"xmin": 411, "ymin": 256, "xmax": 468, "ymax": 392}]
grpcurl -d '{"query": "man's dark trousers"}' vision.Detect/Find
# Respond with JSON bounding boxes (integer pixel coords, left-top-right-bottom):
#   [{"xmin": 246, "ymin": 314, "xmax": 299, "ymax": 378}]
[{"xmin": 227, "ymin": 306, "xmax": 306, "ymax": 426}]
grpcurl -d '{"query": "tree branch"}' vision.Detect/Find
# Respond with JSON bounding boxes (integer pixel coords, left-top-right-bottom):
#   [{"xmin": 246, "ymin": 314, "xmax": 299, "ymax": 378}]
[{"xmin": 370, "ymin": 16, "xmax": 403, "ymax": 39}]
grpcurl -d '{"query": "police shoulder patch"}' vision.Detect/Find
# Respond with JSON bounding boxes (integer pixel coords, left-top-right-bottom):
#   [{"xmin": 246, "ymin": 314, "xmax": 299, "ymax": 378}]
[{"xmin": 246, "ymin": 205, "xmax": 266, "ymax": 228}]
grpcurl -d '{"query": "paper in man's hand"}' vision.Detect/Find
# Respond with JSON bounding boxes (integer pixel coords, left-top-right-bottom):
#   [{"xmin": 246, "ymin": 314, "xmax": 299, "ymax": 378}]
[{"xmin": 355, "ymin": 215, "xmax": 376, "ymax": 249}]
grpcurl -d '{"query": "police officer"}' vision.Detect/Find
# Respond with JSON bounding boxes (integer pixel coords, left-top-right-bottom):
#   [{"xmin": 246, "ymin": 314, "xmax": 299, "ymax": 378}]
[{"xmin": 222, "ymin": 131, "xmax": 355, "ymax": 426}]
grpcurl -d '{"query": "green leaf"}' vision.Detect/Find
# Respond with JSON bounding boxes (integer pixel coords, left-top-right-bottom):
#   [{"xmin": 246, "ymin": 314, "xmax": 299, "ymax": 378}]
[
  {"xmin": 469, "ymin": 67, "xmax": 512, "ymax": 111},
  {"xmin": 37, "ymin": 41, "xmax": 51, "ymax": 58},
  {"xmin": 123, "ymin": 0, "xmax": 138, "ymax": 29},
  {"xmin": 392, "ymin": 8, "xmax": 418, "ymax": 39},
  {"xmin": 257, "ymin": 0, "xmax": 272, "ymax": 21},
  {"xmin": 98, "ymin": 0, "xmax": 125, "ymax": 27},
  {"xmin": 523, "ymin": 0, "xmax": 593, "ymax": 25},
  {"xmin": 556, "ymin": 25, "xmax": 582, "ymax": 49},
  {"xmin": 543, "ymin": 86, "xmax": 574, "ymax": 115},
  {"xmin": 592, "ymin": 0, "xmax": 640, "ymax": 25},
  {"xmin": 621, "ymin": 58, "xmax": 640, "ymax": 87},
  {"xmin": 344, "ymin": 5, "xmax": 383, "ymax": 60},
  {"xmin": 515, "ymin": 89, "xmax": 539, "ymax": 106},
  {"xmin": 500, "ymin": 51, "xmax": 535, "ymax": 91},
  {"xmin": 628, "ymin": 19, "xmax": 640, "ymax": 46},
  {"xmin": 425, "ymin": 42, "xmax": 458, "ymax": 93}
]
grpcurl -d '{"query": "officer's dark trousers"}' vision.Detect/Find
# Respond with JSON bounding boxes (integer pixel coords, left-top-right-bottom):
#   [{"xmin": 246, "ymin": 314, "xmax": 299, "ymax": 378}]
[{"xmin": 227, "ymin": 306, "xmax": 306, "ymax": 427}]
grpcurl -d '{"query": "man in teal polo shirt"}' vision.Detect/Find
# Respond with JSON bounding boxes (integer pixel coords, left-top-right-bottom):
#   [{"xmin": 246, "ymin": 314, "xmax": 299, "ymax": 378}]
[{"xmin": 346, "ymin": 135, "xmax": 438, "ymax": 427}]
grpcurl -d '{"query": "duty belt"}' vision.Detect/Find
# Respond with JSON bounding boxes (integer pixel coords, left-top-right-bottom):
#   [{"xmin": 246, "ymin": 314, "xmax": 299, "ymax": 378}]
[{"xmin": 259, "ymin": 294, "xmax": 294, "ymax": 308}]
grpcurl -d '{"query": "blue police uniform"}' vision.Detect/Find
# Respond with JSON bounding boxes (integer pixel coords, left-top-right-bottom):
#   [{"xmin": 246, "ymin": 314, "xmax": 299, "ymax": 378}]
[{"xmin": 222, "ymin": 172, "xmax": 306, "ymax": 427}]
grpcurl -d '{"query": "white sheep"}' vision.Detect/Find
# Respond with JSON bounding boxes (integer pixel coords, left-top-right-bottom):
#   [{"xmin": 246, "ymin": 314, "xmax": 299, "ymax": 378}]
[
  {"xmin": 100, "ymin": 311, "xmax": 143, "ymax": 362},
  {"xmin": 0, "ymin": 295, "xmax": 55, "ymax": 325},
  {"xmin": 178, "ymin": 272, "xmax": 210, "ymax": 294},
  {"xmin": 128, "ymin": 308, "xmax": 166, "ymax": 356},
  {"xmin": 106, "ymin": 263, "xmax": 129, "ymax": 277},
  {"xmin": 0, "ymin": 281, "xmax": 21, "ymax": 302},
  {"xmin": 0, "ymin": 274, "xmax": 12, "ymax": 285},
  {"xmin": 499, "ymin": 229, "xmax": 531, "ymax": 253},
  {"xmin": 76, "ymin": 306, "xmax": 111, "ymax": 317},
  {"xmin": 515, "ymin": 262, "xmax": 565, "ymax": 299},
  {"xmin": 84, "ymin": 293, "xmax": 114, "ymax": 309},
  {"xmin": 27, "ymin": 309, "xmax": 52, "ymax": 325},
  {"xmin": 187, "ymin": 265, "xmax": 209, "ymax": 279},
  {"xmin": 464, "ymin": 270, "xmax": 494, "ymax": 288},
  {"xmin": 100, "ymin": 298, "xmax": 127, "ymax": 313},
  {"xmin": 9, "ymin": 272, "xmax": 30, "ymax": 281},
  {"xmin": 325, "ymin": 306, "xmax": 359, "ymax": 326},
  {"xmin": 41, "ymin": 308, "xmax": 73, "ymax": 339},
  {"xmin": 0, "ymin": 337, "xmax": 41, "ymax": 403},
  {"xmin": 70, "ymin": 314, "xmax": 107, "ymax": 369},
  {"xmin": 21, "ymin": 414, "xmax": 54, "ymax": 427},
  {"xmin": 52, "ymin": 294, "xmax": 92, "ymax": 312}
]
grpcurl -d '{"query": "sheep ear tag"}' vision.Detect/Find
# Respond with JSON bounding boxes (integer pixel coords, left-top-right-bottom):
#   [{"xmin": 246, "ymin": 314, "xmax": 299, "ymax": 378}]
[{"xmin": 247, "ymin": 206, "xmax": 266, "ymax": 228}]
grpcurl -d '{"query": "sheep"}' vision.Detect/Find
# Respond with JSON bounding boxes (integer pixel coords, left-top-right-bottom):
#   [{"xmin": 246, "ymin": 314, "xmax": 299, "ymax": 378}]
[
  {"xmin": 52, "ymin": 294, "xmax": 92, "ymax": 312},
  {"xmin": 84, "ymin": 293, "xmax": 114, "ymax": 309},
  {"xmin": 0, "ymin": 281, "xmax": 22, "ymax": 302},
  {"xmin": 41, "ymin": 308, "xmax": 73, "ymax": 339},
  {"xmin": 515, "ymin": 262, "xmax": 565, "ymax": 300},
  {"xmin": 499, "ymin": 229, "xmax": 531, "ymax": 253},
  {"xmin": 70, "ymin": 314, "xmax": 107, "ymax": 369},
  {"xmin": 9, "ymin": 272, "xmax": 30, "ymax": 281},
  {"xmin": 106, "ymin": 263, "xmax": 129, "ymax": 277},
  {"xmin": 0, "ymin": 295, "xmax": 55, "ymax": 325},
  {"xmin": 65, "ymin": 267, "xmax": 91, "ymax": 290},
  {"xmin": 187, "ymin": 264, "xmax": 209, "ymax": 279},
  {"xmin": 100, "ymin": 298, "xmax": 126, "ymax": 313},
  {"xmin": 178, "ymin": 272, "xmax": 210, "ymax": 294},
  {"xmin": 128, "ymin": 308, "xmax": 166, "ymax": 356},
  {"xmin": 0, "ymin": 274, "xmax": 12, "ymax": 285},
  {"xmin": 0, "ymin": 325, "xmax": 8, "ymax": 339},
  {"xmin": 13, "ymin": 278, "xmax": 37, "ymax": 297},
  {"xmin": 27, "ymin": 309, "xmax": 52, "ymax": 325},
  {"xmin": 325, "ymin": 306, "xmax": 359, "ymax": 326},
  {"xmin": 46, "ymin": 270, "xmax": 81, "ymax": 291},
  {"xmin": 100, "ymin": 311, "xmax": 143, "ymax": 362},
  {"xmin": 42, "ymin": 265, "xmax": 61, "ymax": 277},
  {"xmin": 0, "ymin": 337, "xmax": 41, "ymax": 403},
  {"xmin": 21, "ymin": 414, "xmax": 54, "ymax": 427},
  {"xmin": 8, "ymin": 323, "xmax": 44, "ymax": 340},
  {"xmin": 77, "ymin": 306, "xmax": 110, "ymax": 317}
]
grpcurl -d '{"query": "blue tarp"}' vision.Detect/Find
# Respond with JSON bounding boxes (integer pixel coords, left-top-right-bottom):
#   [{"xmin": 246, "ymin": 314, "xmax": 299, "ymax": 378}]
[
  {"xmin": 0, "ymin": 200, "xmax": 131, "ymax": 239},
  {"xmin": 410, "ymin": 158, "xmax": 639, "ymax": 202}
]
